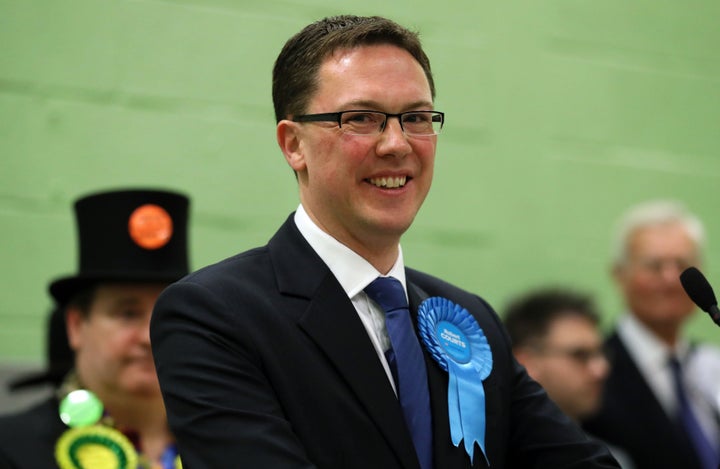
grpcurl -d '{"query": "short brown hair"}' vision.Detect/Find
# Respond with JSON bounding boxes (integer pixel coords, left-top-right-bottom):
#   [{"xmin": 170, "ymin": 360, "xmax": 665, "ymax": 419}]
[
  {"xmin": 503, "ymin": 288, "xmax": 600, "ymax": 348},
  {"xmin": 272, "ymin": 15, "xmax": 435, "ymax": 123}
]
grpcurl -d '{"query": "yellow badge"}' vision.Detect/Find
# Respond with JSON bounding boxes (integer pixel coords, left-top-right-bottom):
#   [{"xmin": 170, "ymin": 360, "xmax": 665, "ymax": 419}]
[{"xmin": 55, "ymin": 425, "xmax": 138, "ymax": 469}]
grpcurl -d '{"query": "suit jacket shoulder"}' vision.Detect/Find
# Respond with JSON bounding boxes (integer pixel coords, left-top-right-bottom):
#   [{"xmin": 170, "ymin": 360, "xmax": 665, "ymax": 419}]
[{"xmin": 0, "ymin": 397, "xmax": 64, "ymax": 469}]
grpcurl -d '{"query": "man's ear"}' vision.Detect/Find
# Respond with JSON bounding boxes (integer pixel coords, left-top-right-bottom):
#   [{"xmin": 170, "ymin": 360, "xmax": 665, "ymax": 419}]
[
  {"xmin": 277, "ymin": 120, "xmax": 306, "ymax": 172},
  {"xmin": 513, "ymin": 346, "xmax": 538, "ymax": 375},
  {"xmin": 611, "ymin": 262, "xmax": 626, "ymax": 287},
  {"xmin": 65, "ymin": 306, "xmax": 84, "ymax": 351}
]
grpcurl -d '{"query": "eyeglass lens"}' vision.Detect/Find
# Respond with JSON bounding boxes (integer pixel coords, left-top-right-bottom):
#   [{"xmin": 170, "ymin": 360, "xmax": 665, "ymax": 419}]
[{"xmin": 339, "ymin": 111, "xmax": 442, "ymax": 136}]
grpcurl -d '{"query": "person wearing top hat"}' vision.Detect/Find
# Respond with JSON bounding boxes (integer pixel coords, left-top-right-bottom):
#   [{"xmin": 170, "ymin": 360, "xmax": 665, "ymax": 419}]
[{"xmin": 0, "ymin": 188, "xmax": 190, "ymax": 469}]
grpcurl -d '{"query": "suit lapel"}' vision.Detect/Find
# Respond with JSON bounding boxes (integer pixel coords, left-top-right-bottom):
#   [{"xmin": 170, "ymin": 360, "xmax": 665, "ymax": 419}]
[
  {"xmin": 269, "ymin": 217, "xmax": 419, "ymax": 469},
  {"xmin": 609, "ymin": 334, "xmax": 694, "ymax": 442}
]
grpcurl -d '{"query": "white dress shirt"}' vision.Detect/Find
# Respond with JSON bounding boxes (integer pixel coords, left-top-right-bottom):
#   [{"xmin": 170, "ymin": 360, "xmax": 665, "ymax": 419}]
[
  {"xmin": 617, "ymin": 314, "xmax": 720, "ymax": 446},
  {"xmin": 294, "ymin": 204, "xmax": 406, "ymax": 394}
]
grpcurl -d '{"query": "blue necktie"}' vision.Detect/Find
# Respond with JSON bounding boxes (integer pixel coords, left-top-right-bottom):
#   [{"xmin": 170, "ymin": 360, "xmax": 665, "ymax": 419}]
[
  {"xmin": 365, "ymin": 277, "xmax": 433, "ymax": 469},
  {"xmin": 669, "ymin": 356, "xmax": 719, "ymax": 469}
]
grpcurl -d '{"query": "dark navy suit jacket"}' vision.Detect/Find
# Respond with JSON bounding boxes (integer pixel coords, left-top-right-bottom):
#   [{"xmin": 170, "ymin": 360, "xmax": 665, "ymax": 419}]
[
  {"xmin": 0, "ymin": 398, "xmax": 65, "ymax": 469},
  {"xmin": 150, "ymin": 214, "xmax": 619, "ymax": 469},
  {"xmin": 582, "ymin": 332, "xmax": 705, "ymax": 469}
]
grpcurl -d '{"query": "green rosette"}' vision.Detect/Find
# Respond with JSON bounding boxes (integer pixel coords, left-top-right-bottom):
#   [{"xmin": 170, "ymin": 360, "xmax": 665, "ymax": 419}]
[{"xmin": 55, "ymin": 425, "xmax": 138, "ymax": 469}]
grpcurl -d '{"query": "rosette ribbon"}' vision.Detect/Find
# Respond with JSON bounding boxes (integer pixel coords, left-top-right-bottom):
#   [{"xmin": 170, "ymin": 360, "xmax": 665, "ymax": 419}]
[{"xmin": 418, "ymin": 297, "xmax": 492, "ymax": 465}]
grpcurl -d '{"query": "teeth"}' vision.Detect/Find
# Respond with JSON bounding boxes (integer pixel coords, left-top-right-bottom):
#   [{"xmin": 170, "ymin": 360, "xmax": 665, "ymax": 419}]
[{"xmin": 369, "ymin": 176, "xmax": 407, "ymax": 188}]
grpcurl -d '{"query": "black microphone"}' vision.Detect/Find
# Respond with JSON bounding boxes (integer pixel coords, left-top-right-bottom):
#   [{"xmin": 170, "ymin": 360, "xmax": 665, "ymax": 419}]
[{"xmin": 679, "ymin": 266, "xmax": 720, "ymax": 327}]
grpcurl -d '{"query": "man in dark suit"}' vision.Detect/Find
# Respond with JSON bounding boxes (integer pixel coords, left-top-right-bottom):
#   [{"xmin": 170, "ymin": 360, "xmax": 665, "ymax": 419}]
[
  {"xmin": 582, "ymin": 200, "xmax": 720, "ymax": 469},
  {"xmin": 0, "ymin": 189, "xmax": 190, "ymax": 469},
  {"xmin": 150, "ymin": 15, "xmax": 619, "ymax": 469},
  {"xmin": 504, "ymin": 288, "xmax": 635, "ymax": 468}
]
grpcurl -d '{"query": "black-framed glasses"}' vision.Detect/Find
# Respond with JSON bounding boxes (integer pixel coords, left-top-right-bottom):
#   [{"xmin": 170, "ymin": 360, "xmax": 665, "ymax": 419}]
[
  {"xmin": 292, "ymin": 110, "xmax": 444, "ymax": 137},
  {"xmin": 536, "ymin": 346, "xmax": 607, "ymax": 366}
]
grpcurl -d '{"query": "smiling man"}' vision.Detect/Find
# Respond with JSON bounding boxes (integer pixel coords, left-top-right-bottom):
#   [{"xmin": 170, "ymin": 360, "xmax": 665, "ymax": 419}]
[{"xmin": 150, "ymin": 15, "xmax": 619, "ymax": 469}]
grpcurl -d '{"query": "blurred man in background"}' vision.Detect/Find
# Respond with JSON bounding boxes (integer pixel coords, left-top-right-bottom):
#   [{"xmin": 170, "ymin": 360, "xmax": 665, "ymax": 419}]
[
  {"xmin": 0, "ymin": 188, "xmax": 190, "ymax": 469},
  {"xmin": 504, "ymin": 288, "xmax": 635, "ymax": 468},
  {"xmin": 582, "ymin": 200, "xmax": 720, "ymax": 469},
  {"xmin": 504, "ymin": 288, "xmax": 609, "ymax": 422}
]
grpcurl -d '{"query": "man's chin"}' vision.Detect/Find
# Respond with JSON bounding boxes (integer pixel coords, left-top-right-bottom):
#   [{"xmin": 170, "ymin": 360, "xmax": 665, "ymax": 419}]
[
  {"xmin": 577, "ymin": 402, "xmax": 602, "ymax": 420},
  {"xmin": 122, "ymin": 374, "xmax": 162, "ymax": 397},
  {"xmin": 126, "ymin": 384, "xmax": 163, "ymax": 399}
]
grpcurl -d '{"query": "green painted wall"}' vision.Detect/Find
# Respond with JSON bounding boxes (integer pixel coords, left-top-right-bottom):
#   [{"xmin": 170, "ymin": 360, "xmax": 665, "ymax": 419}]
[{"xmin": 2, "ymin": 1, "xmax": 720, "ymax": 363}]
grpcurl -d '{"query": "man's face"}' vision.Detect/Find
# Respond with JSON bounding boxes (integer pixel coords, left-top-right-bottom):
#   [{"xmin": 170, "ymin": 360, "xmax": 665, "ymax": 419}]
[
  {"xmin": 67, "ymin": 282, "xmax": 167, "ymax": 399},
  {"xmin": 518, "ymin": 315, "xmax": 609, "ymax": 420},
  {"xmin": 280, "ymin": 44, "xmax": 437, "ymax": 258},
  {"xmin": 613, "ymin": 222, "xmax": 699, "ymax": 333}
]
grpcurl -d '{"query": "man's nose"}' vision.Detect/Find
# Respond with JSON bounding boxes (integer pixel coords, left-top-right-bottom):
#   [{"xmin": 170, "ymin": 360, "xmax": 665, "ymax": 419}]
[{"xmin": 377, "ymin": 117, "xmax": 412, "ymax": 156}]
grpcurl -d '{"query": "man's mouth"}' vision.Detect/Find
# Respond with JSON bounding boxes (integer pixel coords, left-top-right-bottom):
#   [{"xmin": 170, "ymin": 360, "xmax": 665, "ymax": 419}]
[{"xmin": 367, "ymin": 176, "xmax": 407, "ymax": 188}]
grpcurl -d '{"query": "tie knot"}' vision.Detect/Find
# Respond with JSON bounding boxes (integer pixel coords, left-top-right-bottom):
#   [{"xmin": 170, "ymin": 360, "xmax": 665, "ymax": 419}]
[
  {"xmin": 668, "ymin": 355, "xmax": 683, "ymax": 376},
  {"xmin": 364, "ymin": 277, "xmax": 408, "ymax": 313},
  {"xmin": 668, "ymin": 355, "xmax": 689, "ymax": 400}
]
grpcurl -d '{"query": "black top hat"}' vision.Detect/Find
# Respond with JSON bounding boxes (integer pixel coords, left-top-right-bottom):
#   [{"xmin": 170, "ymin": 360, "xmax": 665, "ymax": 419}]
[
  {"xmin": 49, "ymin": 188, "xmax": 190, "ymax": 306},
  {"xmin": 9, "ymin": 188, "xmax": 190, "ymax": 391}
]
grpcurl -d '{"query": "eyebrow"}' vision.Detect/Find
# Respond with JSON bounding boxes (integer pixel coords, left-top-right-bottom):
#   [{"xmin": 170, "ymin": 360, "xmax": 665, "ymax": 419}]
[
  {"xmin": 108, "ymin": 297, "xmax": 144, "ymax": 308},
  {"xmin": 336, "ymin": 99, "xmax": 434, "ymax": 111}
]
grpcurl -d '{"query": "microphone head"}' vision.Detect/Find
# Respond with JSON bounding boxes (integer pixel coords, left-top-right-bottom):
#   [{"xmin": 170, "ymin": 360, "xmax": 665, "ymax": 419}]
[{"xmin": 680, "ymin": 267, "xmax": 718, "ymax": 313}]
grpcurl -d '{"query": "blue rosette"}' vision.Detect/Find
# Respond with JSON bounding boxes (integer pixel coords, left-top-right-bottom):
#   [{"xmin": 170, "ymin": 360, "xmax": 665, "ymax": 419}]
[{"xmin": 418, "ymin": 296, "xmax": 492, "ymax": 465}]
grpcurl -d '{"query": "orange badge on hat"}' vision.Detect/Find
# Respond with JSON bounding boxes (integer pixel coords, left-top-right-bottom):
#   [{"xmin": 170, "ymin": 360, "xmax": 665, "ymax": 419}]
[{"xmin": 128, "ymin": 204, "xmax": 173, "ymax": 250}]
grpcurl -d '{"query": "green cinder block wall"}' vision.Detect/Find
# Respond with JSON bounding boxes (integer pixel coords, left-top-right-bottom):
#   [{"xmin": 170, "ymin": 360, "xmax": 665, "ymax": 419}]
[{"xmin": 2, "ymin": 0, "xmax": 720, "ymax": 365}]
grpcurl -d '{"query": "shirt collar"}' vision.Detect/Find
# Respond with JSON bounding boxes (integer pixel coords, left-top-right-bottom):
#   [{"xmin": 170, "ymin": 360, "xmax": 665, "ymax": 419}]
[
  {"xmin": 618, "ymin": 313, "xmax": 691, "ymax": 368},
  {"xmin": 293, "ymin": 204, "xmax": 407, "ymax": 298}
]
